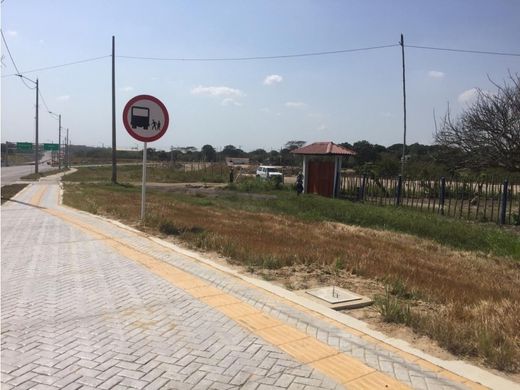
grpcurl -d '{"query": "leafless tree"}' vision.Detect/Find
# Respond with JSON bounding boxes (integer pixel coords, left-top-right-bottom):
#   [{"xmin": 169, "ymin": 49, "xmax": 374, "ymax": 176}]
[{"xmin": 435, "ymin": 74, "xmax": 520, "ymax": 171}]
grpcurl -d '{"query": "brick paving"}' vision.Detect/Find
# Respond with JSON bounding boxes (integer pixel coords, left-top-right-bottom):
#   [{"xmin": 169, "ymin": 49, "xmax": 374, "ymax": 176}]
[{"xmin": 1, "ymin": 181, "xmax": 483, "ymax": 389}]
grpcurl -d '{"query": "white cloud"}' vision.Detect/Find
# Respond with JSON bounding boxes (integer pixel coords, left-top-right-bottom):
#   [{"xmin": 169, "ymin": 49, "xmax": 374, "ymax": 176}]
[
  {"xmin": 458, "ymin": 88, "xmax": 479, "ymax": 104},
  {"xmin": 121, "ymin": 86, "xmax": 134, "ymax": 92},
  {"xmin": 263, "ymin": 74, "xmax": 283, "ymax": 86},
  {"xmin": 191, "ymin": 85, "xmax": 244, "ymax": 98},
  {"xmin": 285, "ymin": 101, "xmax": 307, "ymax": 109},
  {"xmin": 6, "ymin": 30, "xmax": 18, "ymax": 37},
  {"xmin": 317, "ymin": 124, "xmax": 327, "ymax": 131},
  {"xmin": 260, "ymin": 107, "xmax": 271, "ymax": 113},
  {"xmin": 221, "ymin": 98, "xmax": 242, "ymax": 106},
  {"xmin": 57, "ymin": 95, "xmax": 70, "ymax": 101},
  {"xmin": 428, "ymin": 70, "xmax": 445, "ymax": 79},
  {"xmin": 380, "ymin": 112, "xmax": 394, "ymax": 118}
]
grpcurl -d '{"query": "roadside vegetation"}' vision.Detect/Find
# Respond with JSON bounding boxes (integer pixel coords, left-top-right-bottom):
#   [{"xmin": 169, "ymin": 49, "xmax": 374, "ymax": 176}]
[
  {"xmin": 63, "ymin": 164, "xmax": 228, "ymax": 183},
  {"xmin": 63, "ymin": 176, "xmax": 520, "ymax": 371},
  {"xmin": 1, "ymin": 183, "xmax": 28, "ymax": 204}
]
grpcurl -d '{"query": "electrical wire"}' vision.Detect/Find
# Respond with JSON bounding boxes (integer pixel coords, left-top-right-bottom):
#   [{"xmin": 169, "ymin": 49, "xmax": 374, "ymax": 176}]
[
  {"xmin": 1, "ymin": 55, "xmax": 111, "ymax": 77},
  {"xmin": 1, "ymin": 29, "xmax": 35, "ymax": 89},
  {"xmin": 405, "ymin": 44, "xmax": 520, "ymax": 57},
  {"xmin": 116, "ymin": 44, "xmax": 400, "ymax": 62},
  {"xmin": 38, "ymin": 89, "xmax": 51, "ymax": 113}
]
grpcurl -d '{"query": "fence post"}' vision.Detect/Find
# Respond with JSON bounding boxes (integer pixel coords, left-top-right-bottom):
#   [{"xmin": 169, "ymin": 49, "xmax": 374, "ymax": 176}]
[
  {"xmin": 439, "ymin": 177, "xmax": 446, "ymax": 215},
  {"xmin": 396, "ymin": 175, "xmax": 402, "ymax": 206},
  {"xmin": 359, "ymin": 174, "xmax": 367, "ymax": 201},
  {"xmin": 500, "ymin": 179, "xmax": 509, "ymax": 225}
]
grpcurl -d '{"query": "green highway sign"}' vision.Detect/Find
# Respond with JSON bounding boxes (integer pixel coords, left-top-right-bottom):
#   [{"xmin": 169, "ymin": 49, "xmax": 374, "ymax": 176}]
[
  {"xmin": 16, "ymin": 142, "xmax": 33, "ymax": 151},
  {"xmin": 43, "ymin": 143, "xmax": 59, "ymax": 151}
]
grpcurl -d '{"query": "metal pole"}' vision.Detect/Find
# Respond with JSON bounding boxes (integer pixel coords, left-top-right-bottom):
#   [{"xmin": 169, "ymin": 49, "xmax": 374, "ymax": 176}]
[
  {"xmin": 400, "ymin": 34, "xmax": 407, "ymax": 177},
  {"xmin": 35, "ymin": 78, "xmax": 39, "ymax": 174},
  {"xmin": 111, "ymin": 35, "xmax": 117, "ymax": 183},
  {"xmin": 140, "ymin": 142, "xmax": 147, "ymax": 221},
  {"xmin": 58, "ymin": 114, "xmax": 62, "ymax": 170},
  {"xmin": 66, "ymin": 128, "xmax": 70, "ymax": 168}
]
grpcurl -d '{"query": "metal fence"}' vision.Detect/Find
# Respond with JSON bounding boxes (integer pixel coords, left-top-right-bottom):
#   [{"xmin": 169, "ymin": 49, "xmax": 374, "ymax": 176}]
[{"xmin": 341, "ymin": 175, "xmax": 520, "ymax": 226}]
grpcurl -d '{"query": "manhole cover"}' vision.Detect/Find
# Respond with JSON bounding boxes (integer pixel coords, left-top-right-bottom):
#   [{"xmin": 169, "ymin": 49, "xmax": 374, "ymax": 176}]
[{"xmin": 306, "ymin": 286, "xmax": 363, "ymax": 304}]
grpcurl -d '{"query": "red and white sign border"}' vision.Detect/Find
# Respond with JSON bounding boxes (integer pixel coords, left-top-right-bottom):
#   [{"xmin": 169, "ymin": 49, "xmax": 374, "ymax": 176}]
[{"xmin": 122, "ymin": 94, "xmax": 169, "ymax": 142}]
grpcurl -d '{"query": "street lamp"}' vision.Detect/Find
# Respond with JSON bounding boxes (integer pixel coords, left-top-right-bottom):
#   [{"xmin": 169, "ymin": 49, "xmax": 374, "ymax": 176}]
[
  {"xmin": 48, "ymin": 111, "xmax": 62, "ymax": 169},
  {"xmin": 17, "ymin": 74, "xmax": 39, "ymax": 174}
]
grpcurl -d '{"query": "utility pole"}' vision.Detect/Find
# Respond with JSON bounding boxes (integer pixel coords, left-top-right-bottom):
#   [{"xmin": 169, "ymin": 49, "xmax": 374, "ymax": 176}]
[
  {"xmin": 35, "ymin": 78, "xmax": 39, "ymax": 174},
  {"xmin": 111, "ymin": 35, "xmax": 117, "ymax": 183},
  {"xmin": 400, "ymin": 34, "xmax": 407, "ymax": 177},
  {"xmin": 66, "ymin": 128, "xmax": 70, "ymax": 168},
  {"xmin": 58, "ymin": 114, "xmax": 62, "ymax": 170}
]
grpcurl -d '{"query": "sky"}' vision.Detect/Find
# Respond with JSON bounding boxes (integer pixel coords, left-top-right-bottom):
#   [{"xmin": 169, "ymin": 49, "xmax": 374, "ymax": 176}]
[{"xmin": 1, "ymin": 0, "xmax": 520, "ymax": 152}]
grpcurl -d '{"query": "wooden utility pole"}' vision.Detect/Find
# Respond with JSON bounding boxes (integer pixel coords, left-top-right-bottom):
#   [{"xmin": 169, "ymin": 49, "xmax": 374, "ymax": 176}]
[
  {"xmin": 58, "ymin": 114, "xmax": 62, "ymax": 170},
  {"xmin": 35, "ymin": 78, "xmax": 39, "ymax": 174},
  {"xmin": 400, "ymin": 34, "xmax": 407, "ymax": 177},
  {"xmin": 111, "ymin": 35, "xmax": 117, "ymax": 183}
]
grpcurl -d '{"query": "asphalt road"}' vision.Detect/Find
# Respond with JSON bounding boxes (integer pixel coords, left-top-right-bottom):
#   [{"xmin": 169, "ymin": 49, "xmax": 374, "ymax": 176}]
[{"xmin": 1, "ymin": 152, "xmax": 53, "ymax": 185}]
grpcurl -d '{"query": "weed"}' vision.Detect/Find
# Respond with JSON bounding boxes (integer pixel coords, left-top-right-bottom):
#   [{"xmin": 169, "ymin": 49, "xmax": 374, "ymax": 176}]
[
  {"xmin": 388, "ymin": 278, "xmax": 419, "ymax": 300},
  {"xmin": 159, "ymin": 221, "xmax": 182, "ymax": 235},
  {"xmin": 374, "ymin": 289, "xmax": 412, "ymax": 325},
  {"xmin": 334, "ymin": 258, "xmax": 346, "ymax": 272},
  {"xmin": 262, "ymin": 256, "xmax": 283, "ymax": 270}
]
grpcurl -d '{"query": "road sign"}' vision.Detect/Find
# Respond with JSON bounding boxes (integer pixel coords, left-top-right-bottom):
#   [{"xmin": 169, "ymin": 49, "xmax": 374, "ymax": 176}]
[
  {"xmin": 43, "ymin": 143, "xmax": 59, "ymax": 151},
  {"xmin": 17, "ymin": 142, "xmax": 33, "ymax": 151},
  {"xmin": 122, "ymin": 95, "xmax": 169, "ymax": 142}
]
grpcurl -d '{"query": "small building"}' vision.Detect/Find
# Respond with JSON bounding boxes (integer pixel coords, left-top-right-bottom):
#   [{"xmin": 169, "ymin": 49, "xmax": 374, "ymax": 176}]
[
  {"xmin": 291, "ymin": 142, "xmax": 356, "ymax": 198},
  {"xmin": 225, "ymin": 157, "xmax": 250, "ymax": 168}
]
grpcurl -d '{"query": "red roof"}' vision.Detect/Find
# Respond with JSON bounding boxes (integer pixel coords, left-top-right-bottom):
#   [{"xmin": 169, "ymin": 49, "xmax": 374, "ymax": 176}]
[{"xmin": 291, "ymin": 142, "xmax": 356, "ymax": 156}]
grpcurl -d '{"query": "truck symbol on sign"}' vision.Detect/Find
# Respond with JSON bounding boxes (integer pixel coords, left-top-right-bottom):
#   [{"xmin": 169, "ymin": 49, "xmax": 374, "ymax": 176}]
[{"xmin": 131, "ymin": 106, "xmax": 150, "ymax": 129}]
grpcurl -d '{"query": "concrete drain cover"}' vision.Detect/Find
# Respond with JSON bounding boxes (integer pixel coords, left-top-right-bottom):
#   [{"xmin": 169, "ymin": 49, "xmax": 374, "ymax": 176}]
[{"xmin": 306, "ymin": 286, "xmax": 362, "ymax": 304}]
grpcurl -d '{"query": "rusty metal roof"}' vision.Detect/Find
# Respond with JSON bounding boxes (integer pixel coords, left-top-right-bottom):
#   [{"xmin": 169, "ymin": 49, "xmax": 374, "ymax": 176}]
[{"xmin": 291, "ymin": 142, "xmax": 356, "ymax": 156}]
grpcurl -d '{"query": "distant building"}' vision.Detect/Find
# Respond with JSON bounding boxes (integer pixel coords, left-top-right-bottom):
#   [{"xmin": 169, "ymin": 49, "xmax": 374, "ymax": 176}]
[
  {"xmin": 291, "ymin": 142, "xmax": 356, "ymax": 198},
  {"xmin": 225, "ymin": 157, "xmax": 250, "ymax": 167}
]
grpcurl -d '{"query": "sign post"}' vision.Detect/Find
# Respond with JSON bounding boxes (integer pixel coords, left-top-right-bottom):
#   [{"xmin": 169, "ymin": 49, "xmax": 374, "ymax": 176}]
[{"xmin": 122, "ymin": 95, "xmax": 169, "ymax": 221}]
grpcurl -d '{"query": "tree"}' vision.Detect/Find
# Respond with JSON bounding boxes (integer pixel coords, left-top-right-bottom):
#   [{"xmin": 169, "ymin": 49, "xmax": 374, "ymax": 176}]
[
  {"xmin": 222, "ymin": 145, "xmax": 245, "ymax": 157},
  {"xmin": 284, "ymin": 140, "xmax": 306, "ymax": 151},
  {"xmin": 201, "ymin": 144, "xmax": 216, "ymax": 162},
  {"xmin": 435, "ymin": 75, "xmax": 520, "ymax": 171},
  {"xmin": 352, "ymin": 141, "xmax": 386, "ymax": 165}
]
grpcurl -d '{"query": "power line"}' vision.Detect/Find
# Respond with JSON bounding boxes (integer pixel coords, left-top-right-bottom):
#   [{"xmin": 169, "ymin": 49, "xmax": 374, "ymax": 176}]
[
  {"xmin": 38, "ymin": 89, "xmax": 51, "ymax": 113},
  {"xmin": 1, "ymin": 55, "xmax": 111, "ymax": 77},
  {"xmin": 1, "ymin": 29, "xmax": 35, "ymax": 89},
  {"xmin": 405, "ymin": 44, "xmax": 520, "ymax": 57},
  {"xmin": 117, "ymin": 44, "xmax": 400, "ymax": 62}
]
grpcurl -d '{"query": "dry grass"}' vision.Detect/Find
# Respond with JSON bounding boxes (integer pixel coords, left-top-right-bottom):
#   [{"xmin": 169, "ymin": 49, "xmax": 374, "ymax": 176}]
[
  {"xmin": 63, "ymin": 183, "xmax": 520, "ymax": 371},
  {"xmin": 1, "ymin": 183, "xmax": 28, "ymax": 204}
]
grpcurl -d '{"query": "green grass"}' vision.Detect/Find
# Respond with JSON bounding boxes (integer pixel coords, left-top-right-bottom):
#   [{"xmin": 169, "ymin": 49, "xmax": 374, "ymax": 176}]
[
  {"xmin": 64, "ymin": 178, "xmax": 520, "ymax": 260},
  {"xmin": 1, "ymin": 184, "xmax": 28, "ymax": 204},
  {"xmin": 181, "ymin": 183, "xmax": 520, "ymax": 260},
  {"xmin": 63, "ymin": 165, "xmax": 228, "ymax": 183}
]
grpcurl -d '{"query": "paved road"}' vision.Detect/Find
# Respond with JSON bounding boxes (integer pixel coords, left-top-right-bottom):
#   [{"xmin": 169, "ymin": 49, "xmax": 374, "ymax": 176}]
[
  {"xmin": 1, "ymin": 175, "xmax": 511, "ymax": 389},
  {"xmin": 1, "ymin": 152, "xmax": 53, "ymax": 185}
]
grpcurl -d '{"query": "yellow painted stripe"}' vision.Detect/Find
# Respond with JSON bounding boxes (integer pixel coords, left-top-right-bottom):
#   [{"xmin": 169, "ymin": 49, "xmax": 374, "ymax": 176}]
[
  {"xmin": 30, "ymin": 185, "xmax": 48, "ymax": 206},
  {"xmin": 311, "ymin": 354, "xmax": 375, "ymax": 384},
  {"xmin": 43, "ymin": 207, "xmax": 412, "ymax": 388}
]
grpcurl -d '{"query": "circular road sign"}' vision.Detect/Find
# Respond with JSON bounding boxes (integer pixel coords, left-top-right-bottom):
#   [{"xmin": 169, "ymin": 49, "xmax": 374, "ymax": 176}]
[{"xmin": 122, "ymin": 95, "xmax": 169, "ymax": 142}]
